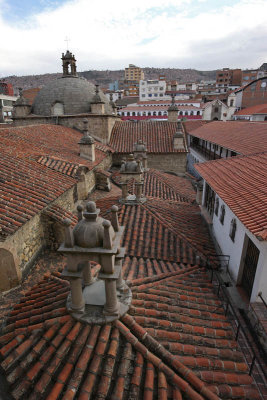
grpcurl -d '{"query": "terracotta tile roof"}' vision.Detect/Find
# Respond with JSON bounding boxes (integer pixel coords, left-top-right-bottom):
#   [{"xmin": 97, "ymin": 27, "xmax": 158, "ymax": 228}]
[
  {"xmin": 0, "ymin": 124, "xmax": 111, "ymax": 239},
  {"xmin": 183, "ymin": 120, "xmax": 208, "ymax": 133},
  {"xmin": 0, "ymin": 124, "xmax": 109, "ymax": 171},
  {"xmin": 195, "ymin": 152, "xmax": 267, "ymax": 240},
  {"xmin": 0, "ymin": 268, "xmax": 260, "ymax": 399},
  {"xmin": 111, "ymin": 168, "xmax": 196, "ymax": 203},
  {"xmin": 37, "ymin": 156, "xmax": 80, "ymax": 177},
  {"xmin": 0, "ymin": 151, "xmax": 75, "ymax": 241},
  {"xmin": 96, "ymin": 198, "xmax": 216, "ymax": 264},
  {"xmin": 234, "ymin": 104, "xmax": 267, "ymax": 116},
  {"xmin": 109, "ymin": 121, "xmax": 188, "ymax": 153},
  {"xmin": 42, "ymin": 205, "xmax": 78, "ymax": 227},
  {"xmin": 188, "ymin": 121, "xmax": 267, "ymax": 155}
]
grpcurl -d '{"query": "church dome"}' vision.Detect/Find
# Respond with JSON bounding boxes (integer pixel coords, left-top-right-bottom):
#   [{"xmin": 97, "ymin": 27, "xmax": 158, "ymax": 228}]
[
  {"xmin": 32, "ymin": 76, "xmax": 112, "ymax": 116},
  {"xmin": 32, "ymin": 50, "xmax": 112, "ymax": 116}
]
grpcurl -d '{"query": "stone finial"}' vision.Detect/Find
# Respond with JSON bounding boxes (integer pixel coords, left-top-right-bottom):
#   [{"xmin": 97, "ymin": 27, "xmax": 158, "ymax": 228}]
[
  {"xmin": 168, "ymin": 94, "xmax": 178, "ymax": 122},
  {"xmin": 109, "ymin": 92, "xmax": 117, "ymax": 115},
  {"xmin": 111, "ymin": 205, "xmax": 119, "ymax": 232},
  {"xmin": 77, "ymin": 205, "xmax": 83, "ymax": 221},
  {"xmin": 92, "ymin": 84, "xmax": 104, "ymax": 104},
  {"xmin": 133, "ymin": 139, "xmax": 148, "ymax": 171},
  {"xmin": 79, "ymin": 119, "xmax": 95, "ymax": 161},
  {"xmin": 120, "ymin": 154, "xmax": 146, "ymax": 205},
  {"xmin": 103, "ymin": 220, "xmax": 113, "ymax": 250},
  {"xmin": 13, "ymin": 88, "xmax": 32, "ymax": 118},
  {"xmin": 91, "ymin": 84, "xmax": 105, "ymax": 114},
  {"xmin": 58, "ymin": 201, "xmax": 131, "ymax": 322},
  {"xmin": 173, "ymin": 120, "xmax": 185, "ymax": 150},
  {"xmin": 63, "ymin": 218, "xmax": 74, "ymax": 247}
]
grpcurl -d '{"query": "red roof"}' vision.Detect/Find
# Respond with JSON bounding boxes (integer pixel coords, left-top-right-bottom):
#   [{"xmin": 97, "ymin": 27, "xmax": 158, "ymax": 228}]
[
  {"xmin": 110, "ymin": 121, "xmax": 187, "ymax": 153},
  {"xmin": 0, "ymin": 168, "xmax": 261, "ymax": 399},
  {"xmin": 196, "ymin": 152, "xmax": 267, "ymax": 240},
  {"xmin": 188, "ymin": 121, "xmax": 267, "ymax": 155},
  {"xmin": 0, "ymin": 265, "xmax": 259, "ymax": 400},
  {"xmin": 184, "ymin": 120, "xmax": 208, "ymax": 133},
  {"xmin": 137, "ymin": 100, "xmax": 201, "ymax": 105},
  {"xmin": 0, "ymin": 124, "xmax": 111, "ymax": 240},
  {"xmin": 234, "ymin": 104, "xmax": 267, "ymax": 116}
]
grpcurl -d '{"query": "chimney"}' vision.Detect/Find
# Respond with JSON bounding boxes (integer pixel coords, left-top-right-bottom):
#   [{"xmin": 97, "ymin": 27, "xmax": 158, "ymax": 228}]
[
  {"xmin": 173, "ymin": 120, "xmax": 185, "ymax": 150},
  {"xmin": 79, "ymin": 118, "xmax": 95, "ymax": 162},
  {"xmin": 168, "ymin": 94, "xmax": 178, "ymax": 122}
]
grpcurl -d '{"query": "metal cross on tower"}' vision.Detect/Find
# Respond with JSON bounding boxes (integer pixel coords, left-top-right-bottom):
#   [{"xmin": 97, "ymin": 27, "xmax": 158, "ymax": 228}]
[{"xmin": 64, "ymin": 37, "xmax": 71, "ymax": 50}]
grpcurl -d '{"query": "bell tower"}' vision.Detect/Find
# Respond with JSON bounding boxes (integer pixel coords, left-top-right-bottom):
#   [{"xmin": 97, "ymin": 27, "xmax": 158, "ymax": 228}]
[{"xmin": 61, "ymin": 50, "xmax": 77, "ymax": 77}]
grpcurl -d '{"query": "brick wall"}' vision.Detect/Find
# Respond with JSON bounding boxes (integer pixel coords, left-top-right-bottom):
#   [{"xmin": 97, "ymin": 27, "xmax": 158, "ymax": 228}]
[{"xmin": 242, "ymin": 78, "xmax": 267, "ymax": 108}]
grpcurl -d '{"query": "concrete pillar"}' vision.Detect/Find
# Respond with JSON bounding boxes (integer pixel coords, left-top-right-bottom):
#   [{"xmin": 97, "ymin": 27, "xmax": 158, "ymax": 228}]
[
  {"xmin": 103, "ymin": 278, "xmax": 119, "ymax": 316},
  {"xmin": 121, "ymin": 182, "xmax": 128, "ymax": 200},
  {"xmin": 83, "ymin": 261, "xmax": 94, "ymax": 285},
  {"xmin": 135, "ymin": 181, "xmax": 143, "ymax": 201},
  {"xmin": 69, "ymin": 277, "xmax": 85, "ymax": 311}
]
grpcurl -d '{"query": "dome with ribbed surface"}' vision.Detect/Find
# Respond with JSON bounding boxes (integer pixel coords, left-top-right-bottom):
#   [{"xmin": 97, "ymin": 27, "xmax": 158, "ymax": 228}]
[{"xmin": 32, "ymin": 76, "xmax": 112, "ymax": 116}]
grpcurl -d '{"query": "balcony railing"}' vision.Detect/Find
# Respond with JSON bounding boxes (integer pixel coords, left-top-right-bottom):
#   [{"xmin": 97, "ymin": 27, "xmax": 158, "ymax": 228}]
[{"xmin": 190, "ymin": 143, "xmax": 221, "ymax": 161}]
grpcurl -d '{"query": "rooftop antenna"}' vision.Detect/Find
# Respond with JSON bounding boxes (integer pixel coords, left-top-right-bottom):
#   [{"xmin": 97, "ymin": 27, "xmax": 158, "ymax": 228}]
[{"xmin": 64, "ymin": 36, "xmax": 71, "ymax": 50}]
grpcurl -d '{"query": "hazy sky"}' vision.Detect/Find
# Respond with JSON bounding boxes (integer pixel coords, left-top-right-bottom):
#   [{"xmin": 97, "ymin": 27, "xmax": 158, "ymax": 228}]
[{"xmin": 1, "ymin": 0, "xmax": 267, "ymax": 76}]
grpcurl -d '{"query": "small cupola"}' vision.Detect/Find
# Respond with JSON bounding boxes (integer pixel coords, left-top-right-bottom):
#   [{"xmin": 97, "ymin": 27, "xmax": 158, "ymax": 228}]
[
  {"xmin": 61, "ymin": 50, "xmax": 77, "ymax": 77},
  {"xmin": 133, "ymin": 139, "xmax": 148, "ymax": 170},
  {"xmin": 79, "ymin": 118, "xmax": 95, "ymax": 162},
  {"xmin": 168, "ymin": 94, "xmax": 178, "ymax": 122},
  {"xmin": 173, "ymin": 120, "xmax": 185, "ymax": 150},
  {"xmin": 12, "ymin": 88, "xmax": 31, "ymax": 118},
  {"xmin": 59, "ymin": 201, "xmax": 131, "ymax": 323},
  {"xmin": 120, "ymin": 154, "xmax": 146, "ymax": 204},
  {"xmin": 91, "ymin": 84, "xmax": 105, "ymax": 114}
]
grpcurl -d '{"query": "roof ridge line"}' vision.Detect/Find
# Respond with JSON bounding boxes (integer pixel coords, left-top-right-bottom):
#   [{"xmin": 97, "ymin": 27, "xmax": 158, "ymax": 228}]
[
  {"xmin": 118, "ymin": 314, "xmax": 219, "ymax": 400},
  {"xmin": 142, "ymin": 202, "xmax": 207, "ymax": 262},
  {"xmin": 131, "ymin": 264, "xmax": 200, "ymax": 288},
  {"xmin": 151, "ymin": 170, "xmax": 193, "ymax": 202}
]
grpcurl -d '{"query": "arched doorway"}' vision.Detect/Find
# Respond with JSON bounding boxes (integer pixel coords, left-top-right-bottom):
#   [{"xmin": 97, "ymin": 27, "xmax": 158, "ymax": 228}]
[{"xmin": 0, "ymin": 249, "xmax": 19, "ymax": 291}]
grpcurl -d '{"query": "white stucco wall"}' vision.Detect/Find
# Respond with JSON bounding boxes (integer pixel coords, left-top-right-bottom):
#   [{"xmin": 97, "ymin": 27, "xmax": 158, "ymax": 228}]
[{"xmin": 210, "ymin": 193, "xmax": 267, "ymax": 302}]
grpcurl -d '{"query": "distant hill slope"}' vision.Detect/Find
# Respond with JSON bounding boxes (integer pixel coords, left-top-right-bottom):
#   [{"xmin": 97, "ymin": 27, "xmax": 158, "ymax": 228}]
[{"xmin": 3, "ymin": 68, "xmax": 216, "ymax": 93}]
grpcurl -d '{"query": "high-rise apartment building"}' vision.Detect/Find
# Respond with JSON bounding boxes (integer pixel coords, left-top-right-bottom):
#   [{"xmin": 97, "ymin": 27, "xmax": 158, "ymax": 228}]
[{"xmin": 124, "ymin": 64, "xmax": 144, "ymax": 81}]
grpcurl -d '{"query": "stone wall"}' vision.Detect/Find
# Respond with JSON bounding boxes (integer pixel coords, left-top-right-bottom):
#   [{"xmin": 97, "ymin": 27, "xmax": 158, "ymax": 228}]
[
  {"xmin": 12, "ymin": 113, "xmax": 120, "ymax": 144},
  {"xmin": 0, "ymin": 156, "xmax": 113, "ymax": 291},
  {"xmin": 112, "ymin": 153, "xmax": 187, "ymax": 175}
]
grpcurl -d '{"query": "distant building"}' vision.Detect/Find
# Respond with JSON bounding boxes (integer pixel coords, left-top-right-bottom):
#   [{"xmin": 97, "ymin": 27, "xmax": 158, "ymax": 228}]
[
  {"xmin": 122, "ymin": 64, "xmax": 145, "ymax": 96},
  {"xmin": 202, "ymin": 99, "xmax": 231, "ymax": 121},
  {"xmin": 216, "ymin": 68, "xmax": 242, "ymax": 93},
  {"xmin": 139, "ymin": 79, "xmax": 166, "ymax": 100},
  {"xmin": 234, "ymin": 76, "xmax": 267, "ymax": 109},
  {"xmin": 124, "ymin": 64, "xmax": 144, "ymax": 81},
  {"xmin": 233, "ymin": 103, "xmax": 267, "ymax": 121},
  {"xmin": 0, "ymin": 81, "xmax": 14, "ymax": 96},
  {"xmin": 0, "ymin": 94, "xmax": 18, "ymax": 122},
  {"xmin": 242, "ymin": 65, "xmax": 267, "ymax": 85}
]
